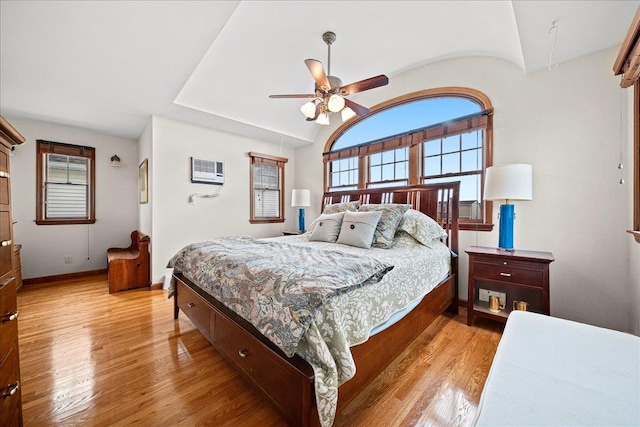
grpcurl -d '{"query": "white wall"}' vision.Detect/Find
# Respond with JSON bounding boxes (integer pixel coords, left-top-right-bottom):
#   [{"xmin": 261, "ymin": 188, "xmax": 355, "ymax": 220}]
[
  {"xmin": 8, "ymin": 118, "xmax": 138, "ymax": 279},
  {"xmin": 296, "ymin": 47, "xmax": 634, "ymax": 333},
  {"xmin": 147, "ymin": 116, "xmax": 297, "ymax": 286}
]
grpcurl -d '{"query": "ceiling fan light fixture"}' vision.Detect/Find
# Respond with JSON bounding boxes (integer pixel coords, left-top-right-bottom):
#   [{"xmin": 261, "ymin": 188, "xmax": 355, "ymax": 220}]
[
  {"xmin": 270, "ymin": 31, "xmax": 388, "ymax": 126},
  {"xmin": 301, "ymin": 101, "xmax": 317, "ymax": 118},
  {"xmin": 341, "ymin": 106, "xmax": 357, "ymax": 122},
  {"xmin": 316, "ymin": 112, "xmax": 330, "ymax": 125},
  {"xmin": 327, "ymin": 94, "xmax": 345, "ymax": 113}
]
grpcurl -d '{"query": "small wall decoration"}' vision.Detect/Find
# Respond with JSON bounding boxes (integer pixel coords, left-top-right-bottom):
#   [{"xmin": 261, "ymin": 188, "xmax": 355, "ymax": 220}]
[{"xmin": 139, "ymin": 158, "xmax": 148, "ymax": 204}]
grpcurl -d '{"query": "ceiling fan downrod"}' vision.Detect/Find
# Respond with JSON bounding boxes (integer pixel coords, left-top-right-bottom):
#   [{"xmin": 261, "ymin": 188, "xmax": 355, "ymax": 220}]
[{"xmin": 322, "ymin": 31, "xmax": 336, "ymax": 78}]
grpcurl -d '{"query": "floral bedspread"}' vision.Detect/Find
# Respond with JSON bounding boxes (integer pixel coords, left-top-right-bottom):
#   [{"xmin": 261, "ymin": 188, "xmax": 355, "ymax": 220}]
[
  {"xmin": 169, "ymin": 233, "xmax": 450, "ymax": 427},
  {"xmin": 168, "ymin": 236, "xmax": 393, "ymax": 357}
]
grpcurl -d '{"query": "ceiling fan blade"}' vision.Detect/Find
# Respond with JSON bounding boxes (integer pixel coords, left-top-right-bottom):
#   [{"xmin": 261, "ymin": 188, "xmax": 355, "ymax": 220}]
[
  {"xmin": 269, "ymin": 94, "xmax": 315, "ymax": 99},
  {"xmin": 340, "ymin": 75, "xmax": 389, "ymax": 96},
  {"xmin": 306, "ymin": 103, "xmax": 322, "ymax": 121},
  {"xmin": 344, "ymin": 98, "xmax": 370, "ymax": 116},
  {"xmin": 305, "ymin": 59, "xmax": 331, "ymax": 91}
]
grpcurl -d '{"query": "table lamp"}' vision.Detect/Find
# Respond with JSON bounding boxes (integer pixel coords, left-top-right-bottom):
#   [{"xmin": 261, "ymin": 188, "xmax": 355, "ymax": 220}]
[
  {"xmin": 291, "ymin": 189, "xmax": 311, "ymax": 233},
  {"xmin": 483, "ymin": 164, "xmax": 533, "ymax": 251}
]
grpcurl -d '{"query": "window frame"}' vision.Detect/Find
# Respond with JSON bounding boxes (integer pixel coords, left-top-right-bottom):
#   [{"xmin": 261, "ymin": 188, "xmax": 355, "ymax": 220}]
[
  {"xmin": 634, "ymin": 81, "xmax": 640, "ymax": 235},
  {"xmin": 36, "ymin": 139, "xmax": 96, "ymax": 225},
  {"xmin": 613, "ymin": 7, "xmax": 640, "ymax": 242},
  {"xmin": 324, "ymin": 87, "xmax": 494, "ymax": 231},
  {"xmin": 248, "ymin": 151, "xmax": 288, "ymax": 224}
]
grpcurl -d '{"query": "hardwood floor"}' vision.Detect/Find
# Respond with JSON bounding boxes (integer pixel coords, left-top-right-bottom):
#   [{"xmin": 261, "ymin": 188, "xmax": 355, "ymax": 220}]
[{"xmin": 16, "ymin": 274, "xmax": 503, "ymax": 426}]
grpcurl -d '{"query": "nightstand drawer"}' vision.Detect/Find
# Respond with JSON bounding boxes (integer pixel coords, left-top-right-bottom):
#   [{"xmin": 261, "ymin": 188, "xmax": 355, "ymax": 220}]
[{"xmin": 473, "ymin": 259, "xmax": 544, "ymax": 287}]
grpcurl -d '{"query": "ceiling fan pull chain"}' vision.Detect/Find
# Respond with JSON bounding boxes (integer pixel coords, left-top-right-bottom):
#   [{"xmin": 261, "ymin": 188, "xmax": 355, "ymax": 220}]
[{"xmin": 548, "ymin": 20, "xmax": 559, "ymax": 71}]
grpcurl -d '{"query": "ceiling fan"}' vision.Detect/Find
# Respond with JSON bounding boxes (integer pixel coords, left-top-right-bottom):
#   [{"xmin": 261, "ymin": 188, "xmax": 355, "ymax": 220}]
[{"xmin": 269, "ymin": 31, "xmax": 389, "ymax": 125}]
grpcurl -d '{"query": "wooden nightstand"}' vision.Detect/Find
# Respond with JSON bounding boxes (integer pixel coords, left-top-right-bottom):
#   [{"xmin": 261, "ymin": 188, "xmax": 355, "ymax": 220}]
[
  {"xmin": 465, "ymin": 246, "xmax": 554, "ymax": 326},
  {"xmin": 282, "ymin": 230, "xmax": 304, "ymax": 236}
]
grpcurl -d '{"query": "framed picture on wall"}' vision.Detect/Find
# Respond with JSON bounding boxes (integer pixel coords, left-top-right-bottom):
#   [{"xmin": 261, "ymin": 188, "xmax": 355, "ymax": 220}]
[{"xmin": 139, "ymin": 158, "xmax": 148, "ymax": 204}]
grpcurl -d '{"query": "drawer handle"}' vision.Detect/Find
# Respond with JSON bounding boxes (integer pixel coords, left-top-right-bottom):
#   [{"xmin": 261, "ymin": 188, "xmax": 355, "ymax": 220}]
[
  {"xmin": 499, "ymin": 272, "xmax": 512, "ymax": 277},
  {"xmin": 2, "ymin": 381, "xmax": 20, "ymax": 398},
  {"xmin": 0, "ymin": 171, "xmax": 8, "ymax": 178},
  {"xmin": 0, "ymin": 277, "xmax": 15, "ymax": 290},
  {"xmin": 1, "ymin": 240, "xmax": 12, "ymax": 247},
  {"xmin": 238, "ymin": 349, "xmax": 249, "ymax": 358},
  {"xmin": 187, "ymin": 303, "xmax": 195, "ymax": 308},
  {"xmin": 1, "ymin": 311, "xmax": 18, "ymax": 322}
]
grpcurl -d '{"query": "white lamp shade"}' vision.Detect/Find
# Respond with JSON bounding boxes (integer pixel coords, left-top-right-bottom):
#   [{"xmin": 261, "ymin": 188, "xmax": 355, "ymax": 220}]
[
  {"xmin": 327, "ymin": 94, "xmax": 345, "ymax": 113},
  {"xmin": 484, "ymin": 164, "xmax": 533, "ymax": 201},
  {"xmin": 300, "ymin": 101, "xmax": 316, "ymax": 118},
  {"xmin": 291, "ymin": 189, "xmax": 311, "ymax": 207},
  {"xmin": 341, "ymin": 106, "xmax": 356, "ymax": 122},
  {"xmin": 316, "ymin": 112, "xmax": 330, "ymax": 125}
]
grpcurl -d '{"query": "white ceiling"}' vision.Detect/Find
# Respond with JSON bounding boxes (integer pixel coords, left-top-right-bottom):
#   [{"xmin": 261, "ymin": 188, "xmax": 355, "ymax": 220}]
[{"xmin": 1, "ymin": 1, "xmax": 638, "ymax": 148}]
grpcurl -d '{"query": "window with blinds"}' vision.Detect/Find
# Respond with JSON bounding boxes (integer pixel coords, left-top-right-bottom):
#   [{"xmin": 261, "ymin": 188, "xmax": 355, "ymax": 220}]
[
  {"xmin": 36, "ymin": 140, "xmax": 96, "ymax": 225},
  {"xmin": 249, "ymin": 152, "xmax": 288, "ymax": 223},
  {"xmin": 253, "ymin": 163, "xmax": 280, "ymax": 218}
]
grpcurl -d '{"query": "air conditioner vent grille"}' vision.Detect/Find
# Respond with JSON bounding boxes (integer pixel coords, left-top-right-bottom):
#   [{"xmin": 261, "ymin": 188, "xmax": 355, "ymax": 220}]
[{"xmin": 191, "ymin": 157, "xmax": 224, "ymax": 185}]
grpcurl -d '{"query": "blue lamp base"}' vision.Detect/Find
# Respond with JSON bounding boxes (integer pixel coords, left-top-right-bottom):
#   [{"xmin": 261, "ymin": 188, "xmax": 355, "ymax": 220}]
[
  {"xmin": 498, "ymin": 203, "xmax": 515, "ymax": 251},
  {"xmin": 298, "ymin": 208, "xmax": 306, "ymax": 233}
]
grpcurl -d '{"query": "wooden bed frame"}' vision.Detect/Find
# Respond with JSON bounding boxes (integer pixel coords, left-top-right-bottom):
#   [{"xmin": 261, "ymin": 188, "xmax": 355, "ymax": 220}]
[{"xmin": 173, "ymin": 183, "xmax": 460, "ymax": 426}]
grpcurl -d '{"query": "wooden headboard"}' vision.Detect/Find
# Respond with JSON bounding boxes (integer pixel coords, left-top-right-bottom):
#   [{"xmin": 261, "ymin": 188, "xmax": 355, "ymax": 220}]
[{"xmin": 322, "ymin": 182, "xmax": 460, "ymax": 255}]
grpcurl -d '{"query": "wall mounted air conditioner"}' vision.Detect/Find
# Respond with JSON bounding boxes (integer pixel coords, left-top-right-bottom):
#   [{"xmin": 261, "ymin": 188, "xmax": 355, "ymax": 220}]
[{"xmin": 191, "ymin": 157, "xmax": 224, "ymax": 185}]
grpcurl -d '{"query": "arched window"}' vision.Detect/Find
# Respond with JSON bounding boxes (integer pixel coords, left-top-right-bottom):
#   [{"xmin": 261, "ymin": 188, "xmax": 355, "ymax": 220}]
[{"xmin": 324, "ymin": 87, "xmax": 493, "ymax": 231}]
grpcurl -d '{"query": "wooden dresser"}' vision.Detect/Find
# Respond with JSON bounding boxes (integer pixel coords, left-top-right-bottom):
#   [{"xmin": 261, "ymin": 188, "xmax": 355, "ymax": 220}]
[
  {"xmin": 12, "ymin": 245, "xmax": 22, "ymax": 292},
  {"xmin": 0, "ymin": 116, "xmax": 25, "ymax": 427}
]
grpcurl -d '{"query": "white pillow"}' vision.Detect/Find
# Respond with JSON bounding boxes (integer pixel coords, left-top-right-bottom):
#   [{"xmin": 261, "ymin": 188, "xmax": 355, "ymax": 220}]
[
  {"xmin": 309, "ymin": 212, "xmax": 345, "ymax": 243},
  {"xmin": 306, "ymin": 201, "xmax": 360, "ymax": 234},
  {"xmin": 336, "ymin": 211, "xmax": 382, "ymax": 249}
]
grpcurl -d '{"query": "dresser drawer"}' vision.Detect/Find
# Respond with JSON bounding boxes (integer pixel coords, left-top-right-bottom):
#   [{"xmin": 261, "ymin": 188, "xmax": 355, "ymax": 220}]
[
  {"xmin": 6, "ymin": 405, "xmax": 21, "ymax": 427},
  {"xmin": 0, "ymin": 343, "xmax": 21, "ymax": 426},
  {"xmin": 176, "ymin": 281, "xmax": 211, "ymax": 340},
  {"xmin": 213, "ymin": 312, "xmax": 306, "ymax": 421},
  {"xmin": 473, "ymin": 258, "xmax": 544, "ymax": 287},
  {"xmin": 0, "ymin": 276, "xmax": 18, "ymax": 362}
]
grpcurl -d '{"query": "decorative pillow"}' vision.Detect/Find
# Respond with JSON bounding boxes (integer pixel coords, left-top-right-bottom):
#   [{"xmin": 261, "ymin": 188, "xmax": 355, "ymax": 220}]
[
  {"xmin": 358, "ymin": 204, "xmax": 411, "ymax": 248},
  {"xmin": 336, "ymin": 211, "xmax": 382, "ymax": 249},
  {"xmin": 322, "ymin": 200, "xmax": 360, "ymax": 214},
  {"xmin": 309, "ymin": 212, "xmax": 345, "ymax": 243},
  {"xmin": 306, "ymin": 201, "xmax": 361, "ymax": 234},
  {"xmin": 397, "ymin": 208, "xmax": 448, "ymax": 247}
]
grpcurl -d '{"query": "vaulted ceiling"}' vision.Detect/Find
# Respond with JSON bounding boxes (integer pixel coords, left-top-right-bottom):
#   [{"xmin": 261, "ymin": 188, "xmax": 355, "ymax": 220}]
[{"xmin": 1, "ymin": 1, "xmax": 638, "ymax": 147}]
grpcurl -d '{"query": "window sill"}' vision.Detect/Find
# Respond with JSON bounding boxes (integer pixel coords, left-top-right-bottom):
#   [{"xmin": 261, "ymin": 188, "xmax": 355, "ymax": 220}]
[
  {"xmin": 628, "ymin": 230, "xmax": 640, "ymax": 244},
  {"xmin": 249, "ymin": 219, "xmax": 285, "ymax": 224},
  {"xmin": 460, "ymin": 223, "xmax": 494, "ymax": 232},
  {"xmin": 36, "ymin": 219, "xmax": 96, "ymax": 225}
]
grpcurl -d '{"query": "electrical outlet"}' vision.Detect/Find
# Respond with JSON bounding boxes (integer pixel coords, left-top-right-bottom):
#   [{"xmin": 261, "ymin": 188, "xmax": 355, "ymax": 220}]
[
  {"xmin": 478, "ymin": 289, "xmax": 506, "ymax": 306},
  {"xmin": 64, "ymin": 256, "xmax": 72, "ymax": 264}
]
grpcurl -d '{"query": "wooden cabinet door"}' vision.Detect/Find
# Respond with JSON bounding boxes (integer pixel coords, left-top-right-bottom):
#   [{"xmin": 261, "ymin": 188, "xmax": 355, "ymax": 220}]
[{"xmin": 0, "ymin": 145, "xmax": 12, "ymax": 279}]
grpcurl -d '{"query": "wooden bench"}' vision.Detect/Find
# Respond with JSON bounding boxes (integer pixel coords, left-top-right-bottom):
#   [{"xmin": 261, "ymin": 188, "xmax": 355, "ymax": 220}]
[{"xmin": 107, "ymin": 230, "xmax": 150, "ymax": 293}]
